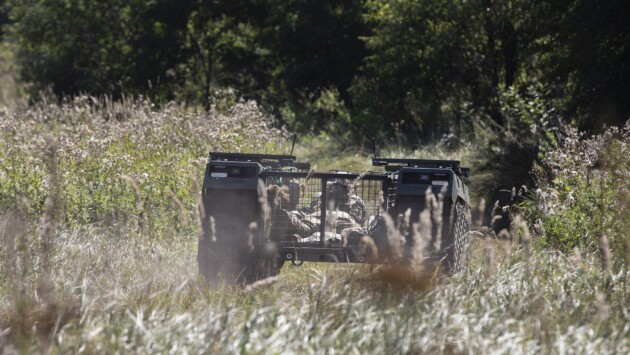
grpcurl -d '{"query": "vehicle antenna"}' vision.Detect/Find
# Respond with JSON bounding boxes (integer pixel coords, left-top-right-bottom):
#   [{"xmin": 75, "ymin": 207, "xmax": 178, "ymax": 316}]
[
  {"xmin": 290, "ymin": 134, "xmax": 298, "ymax": 156},
  {"xmin": 371, "ymin": 137, "xmax": 377, "ymax": 159}
]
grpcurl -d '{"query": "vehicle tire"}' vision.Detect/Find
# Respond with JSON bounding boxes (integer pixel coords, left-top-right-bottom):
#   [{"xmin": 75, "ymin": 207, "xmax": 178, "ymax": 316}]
[
  {"xmin": 241, "ymin": 242, "xmax": 284, "ymax": 284},
  {"xmin": 442, "ymin": 200, "xmax": 471, "ymax": 273},
  {"xmin": 197, "ymin": 221, "xmax": 239, "ymax": 284},
  {"xmin": 198, "ymin": 215, "xmax": 283, "ymax": 285}
]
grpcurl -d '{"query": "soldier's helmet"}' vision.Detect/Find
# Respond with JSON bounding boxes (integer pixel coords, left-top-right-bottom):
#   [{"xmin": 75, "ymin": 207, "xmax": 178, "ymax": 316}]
[
  {"xmin": 326, "ymin": 178, "xmax": 352, "ymax": 209},
  {"xmin": 287, "ymin": 179, "xmax": 300, "ymax": 210}
]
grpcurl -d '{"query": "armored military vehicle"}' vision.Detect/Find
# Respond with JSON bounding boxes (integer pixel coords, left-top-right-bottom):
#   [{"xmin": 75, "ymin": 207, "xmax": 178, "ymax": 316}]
[{"xmin": 198, "ymin": 151, "xmax": 471, "ymax": 284}]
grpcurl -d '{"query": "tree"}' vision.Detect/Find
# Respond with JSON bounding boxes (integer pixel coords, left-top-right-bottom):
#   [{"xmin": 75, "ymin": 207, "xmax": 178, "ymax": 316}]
[
  {"xmin": 124, "ymin": 0, "xmax": 195, "ymax": 101},
  {"xmin": 0, "ymin": 0, "xmax": 8, "ymax": 38},
  {"xmin": 264, "ymin": 0, "xmax": 367, "ymax": 101},
  {"xmin": 10, "ymin": 0, "xmax": 130, "ymax": 96},
  {"xmin": 352, "ymin": 0, "xmax": 492, "ymax": 138},
  {"xmin": 260, "ymin": 0, "xmax": 368, "ymax": 131},
  {"xmin": 542, "ymin": 0, "xmax": 630, "ymax": 130},
  {"xmin": 6, "ymin": 0, "xmax": 629, "ymax": 137},
  {"xmin": 349, "ymin": 0, "xmax": 562, "ymax": 139},
  {"xmin": 176, "ymin": 0, "xmax": 267, "ymax": 109},
  {"xmin": 8, "ymin": 0, "xmax": 193, "ymax": 100}
]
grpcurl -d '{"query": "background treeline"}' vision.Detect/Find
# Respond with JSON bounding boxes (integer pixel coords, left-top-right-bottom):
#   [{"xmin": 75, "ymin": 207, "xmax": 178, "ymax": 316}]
[{"xmin": 0, "ymin": 0, "xmax": 628, "ymax": 139}]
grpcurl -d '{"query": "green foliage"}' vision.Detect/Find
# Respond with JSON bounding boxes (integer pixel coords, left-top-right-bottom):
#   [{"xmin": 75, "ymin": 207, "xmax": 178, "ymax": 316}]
[
  {"xmin": 10, "ymin": 0, "xmax": 130, "ymax": 95},
  {"xmin": 529, "ymin": 123, "xmax": 630, "ymax": 267},
  {"xmin": 0, "ymin": 0, "xmax": 8, "ymax": 37},
  {"xmin": 356, "ymin": 0, "xmax": 477, "ymax": 137},
  {"xmin": 263, "ymin": 0, "xmax": 366, "ymax": 99},
  {"xmin": 280, "ymin": 87, "xmax": 352, "ymax": 135},
  {"xmin": 3, "ymin": 0, "xmax": 630, "ymax": 138},
  {"xmin": 176, "ymin": 1, "xmax": 263, "ymax": 109},
  {"xmin": 0, "ymin": 96, "xmax": 284, "ymax": 235},
  {"xmin": 352, "ymin": 0, "xmax": 542, "ymax": 139},
  {"xmin": 539, "ymin": 0, "xmax": 630, "ymax": 130},
  {"xmin": 7, "ymin": 0, "xmax": 192, "ymax": 100},
  {"xmin": 473, "ymin": 83, "xmax": 560, "ymax": 202}
]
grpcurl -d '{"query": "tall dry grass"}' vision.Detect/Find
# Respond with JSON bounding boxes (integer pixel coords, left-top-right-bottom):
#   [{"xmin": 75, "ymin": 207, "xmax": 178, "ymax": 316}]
[
  {"xmin": 1, "ymin": 215, "xmax": 628, "ymax": 353},
  {"xmin": 0, "ymin": 96, "xmax": 286, "ymax": 233}
]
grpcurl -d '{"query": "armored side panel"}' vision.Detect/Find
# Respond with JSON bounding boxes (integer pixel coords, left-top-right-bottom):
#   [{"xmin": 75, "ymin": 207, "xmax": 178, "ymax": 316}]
[
  {"xmin": 199, "ymin": 161, "xmax": 264, "ymax": 283},
  {"xmin": 202, "ymin": 161, "xmax": 262, "ymax": 233},
  {"xmin": 394, "ymin": 167, "xmax": 462, "ymax": 215},
  {"xmin": 393, "ymin": 167, "xmax": 471, "ymax": 272}
]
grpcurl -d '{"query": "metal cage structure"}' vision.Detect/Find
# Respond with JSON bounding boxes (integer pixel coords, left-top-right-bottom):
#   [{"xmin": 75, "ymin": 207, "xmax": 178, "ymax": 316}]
[{"xmin": 260, "ymin": 171, "xmax": 392, "ymax": 263}]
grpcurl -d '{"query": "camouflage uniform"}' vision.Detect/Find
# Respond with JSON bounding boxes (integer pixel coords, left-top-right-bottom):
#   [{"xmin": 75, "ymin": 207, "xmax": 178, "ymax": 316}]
[
  {"xmin": 271, "ymin": 179, "xmax": 368, "ymax": 241},
  {"xmin": 303, "ymin": 181, "xmax": 367, "ymax": 226}
]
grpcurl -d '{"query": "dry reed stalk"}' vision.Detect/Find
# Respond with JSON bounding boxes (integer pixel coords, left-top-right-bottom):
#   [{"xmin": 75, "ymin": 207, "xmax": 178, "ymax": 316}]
[
  {"xmin": 305, "ymin": 166, "xmax": 316, "ymax": 182},
  {"xmin": 121, "ymin": 175, "xmax": 144, "ymax": 212},
  {"xmin": 382, "ymin": 213, "xmax": 403, "ymax": 261},
  {"xmin": 273, "ymin": 185, "xmax": 291, "ymax": 209},
  {"xmin": 351, "ymin": 171, "xmax": 368, "ymax": 193},
  {"xmin": 358, "ymin": 235, "xmax": 378, "ymax": 261},
  {"xmin": 121, "ymin": 174, "xmax": 145, "ymax": 232},
  {"xmin": 257, "ymin": 180, "xmax": 271, "ymax": 238},
  {"xmin": 497, "ymin": 229, "xmax": 511, "ymax": 240},
  {"xmin": 569, "ymin": 247, "xmax": 583, "ymax": 268},
  {"xmin": 432, "ymin": 185, "xmax": 446, "ymax": 253},
  {"xmin": 512, "ymin": 215, "xmax": 532, "ymax": 280},
  {"xmin": 484, "ymin": 245, "xmax": 496, "ymax": 277},
  {"xmin": 245, "ymin": 275, "xmax": 279, "ymax": 292},
  {"xmin": 599, "ymin": 232, "xmax": 612, "ymax": 282},
  {"xmin": 247, "ymin": 222, "xmax": 258, "ymax": 253},
  {"xmin": 39, "ymin": 196, "xmax": 54, "ymax": 275},
  {"xmin": 327, "ymin": 202, "xmax": 339, "ymax": 233},
  {"xmin": 408, "ymin": 223, "xmax": 424, "ymax": 272},
  {"xmin": 196, "ymin": 185, "xmax": 216, "ymax": 244},
  {"xmin": 195, "ymin": 190, "xmax": 205, "ymax": 231},
  {"xmin": 41, "ymin": 144, "xmax": 61, "ymax": 275},
  {"xmin": 379, "ymin": 190, "xmax": 384, "ymax": 208},
  {"xmin": 403, "ymin": 189, "xmax": 435, "ymax": 273},
  {"xmin": 1, "ymin": 215, "xmax": 23, "ymax": 290},
  {"xmin": 419, "ymin": 188, "xmax": 434, "ymax": 248},
  {"xmin": 476, "ymin": 198, "xmax": 486, "ymax": 230},
  {"xmin": 595, "ymin": 292, "xmax": 610, "ymax": 322},
  {"xmin": 501, "ymin": 237, "xmax": 513, "ymax": 265},
  {"xmin": 167, "ymin": 189, "xmax": 188, "ymax": 229},
  {"xmin": 490, "ymin": 212, "xmax": 503, "ymax": 233},
  {"xmin": 521, "ymin": 222, "xmax": 531, "ymax": 261},
  {"xmin": 400, "ymin": 208, "xmax": 411, "ymax": 235},
  {"xmin": 208, "ymin": 216, "xmax": 216, "ymax": 243}
]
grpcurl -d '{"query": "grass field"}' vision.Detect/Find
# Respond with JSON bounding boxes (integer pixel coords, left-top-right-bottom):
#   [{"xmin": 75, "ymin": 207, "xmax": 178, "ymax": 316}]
[{"xmin": 1, "ymin": 97, "xmax": 628, "ymax": 353}]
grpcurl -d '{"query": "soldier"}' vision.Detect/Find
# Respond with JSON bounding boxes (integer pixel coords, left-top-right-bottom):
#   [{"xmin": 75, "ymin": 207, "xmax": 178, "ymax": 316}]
[
  {"xmin": 272, "ymin": 178, "xmax": 368, "ymax": 241},
  {"xmin": 304, "ymin": 179, "xmax": 367, "ymax": 225}
]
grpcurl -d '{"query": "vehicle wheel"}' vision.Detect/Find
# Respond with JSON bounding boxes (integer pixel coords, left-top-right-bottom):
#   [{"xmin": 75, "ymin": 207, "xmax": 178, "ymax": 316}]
[
  {"xmin": 198, "ymin": 217, "xmax": 283, "ymax": 285},
  {"xmin": 442, "ymin": 200, "xmax": 471, "ymax": 273},
  {"xmin": 197, "ymin": 223, "xmax": 238, "ymax": 284},
  {"xmin": 241, "ymin": 242, "xmax": 284, "ymax": 284}
]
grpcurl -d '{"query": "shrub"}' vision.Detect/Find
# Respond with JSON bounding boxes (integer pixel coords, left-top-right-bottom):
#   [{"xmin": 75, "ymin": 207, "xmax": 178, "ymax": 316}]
[
  {"xmin": 530, "ymin": 121, "xmax": 630, "ymax": 268},
  {"xmin": 473, "ymin": 84, "xmax": 560, "ymax": 197},
  {"xmin": 0, "ymin": 96, "xmax": 285, "ymax": 235}
]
